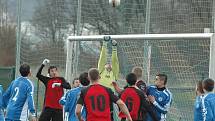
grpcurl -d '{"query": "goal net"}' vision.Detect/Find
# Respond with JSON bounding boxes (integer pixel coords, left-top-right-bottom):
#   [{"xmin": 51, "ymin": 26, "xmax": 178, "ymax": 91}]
[{"xmin": 67, "ymin": 33, "xmax": 215, "ymax": 120}]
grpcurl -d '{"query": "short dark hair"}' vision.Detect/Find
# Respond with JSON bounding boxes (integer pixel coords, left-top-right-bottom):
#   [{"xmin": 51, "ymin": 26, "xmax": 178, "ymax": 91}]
[
  {"xmin": 19, "ymin": 64, "xmax": 30, "ymax": 77},
  {"xmin": 203, "ymin": 78, "xmax": 214, "ymax": 92},
  {"xmin": 48, "ymin": 66, "xmax": 57, "ymax": 73},
  {"xmin": 126, "ymin": 73, "xmax": 137, "ymax": 86},
  {"xmin": 88, "ymin": 68, "xmax": 100, "ymax": 81},
  {"xmin": 72, "ymin": 77, "xmax": 79, "ymax": 84},
  {"xmin": 79, "ymin": 72, "xmax": 90, "ymax": 86},
  {"xmin": 156, "ymin": 73, "xmax": 168, "ymax": 85}
]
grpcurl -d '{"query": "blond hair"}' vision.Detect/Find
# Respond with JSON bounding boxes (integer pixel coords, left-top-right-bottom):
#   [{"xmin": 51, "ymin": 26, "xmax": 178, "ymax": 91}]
[{"xmin": 132, "ymin": 66, "xmax": 143, "ymax": 79}]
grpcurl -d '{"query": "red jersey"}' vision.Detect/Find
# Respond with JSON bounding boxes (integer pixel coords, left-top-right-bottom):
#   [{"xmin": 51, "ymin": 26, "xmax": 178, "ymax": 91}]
[
  {"xmin": 36, "ymin": 65, "xmax": 71, "ymax": 109},
  {"xmin": 77, "ymin": 84, "xmax": 119, "ymax": 121},
  {"xmin": 119, "ymin": 87, "xmax": 158, "ymax": 121},
  {"xmin": 119, "ymin": 87, "xmax": 143, "ymax": 120}
]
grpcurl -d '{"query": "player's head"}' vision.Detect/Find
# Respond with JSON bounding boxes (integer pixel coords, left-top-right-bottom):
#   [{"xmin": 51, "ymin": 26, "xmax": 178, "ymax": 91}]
[
  {"xmin": 136, "ymin": 80, "xmax": 147, "ymax": 92},
  {"xmin": 202, "ymin": 78, "xmax": 214, "ymax": 92},
  {"xmin": 132, "ymin": 66, "xmax": 143, "ymax": 79},
  {"xmin": 72, "ymin": 78, "xmax": 80, "ymax": 88},
  {"xmin": 79, "ymin": 72, "xmax": 90, "ymax": 86},
  {"xmin": 196, "ymin": 80, "xmax": 204, "ymax": 96},
  {"xmin": 126, "ymin": 73, "xmax": 137, "ymax": 86},
  {"xmin": 155, "ymin": 73, "xmax": 167, "ymax": 87},
  {"xmin": 48, "ymin": 66, "xmax": 59, "ymax": 78},
  {"xmin": 105, "ymin": 64, "xmax": 112, "ymax": 72},
  {"xmin": 88, "ymin": 68, "xmax": 100, "ymax": 83},
  {"xmin": 19, "ymin": 63, "xmax": 31, "ymax": 77}
]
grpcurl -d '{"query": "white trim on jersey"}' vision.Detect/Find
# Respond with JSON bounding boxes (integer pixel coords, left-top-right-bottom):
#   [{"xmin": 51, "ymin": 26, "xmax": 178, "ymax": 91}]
[{"xmin": 20, "ymin": 100, "xmax": 28, "ymax": 121}]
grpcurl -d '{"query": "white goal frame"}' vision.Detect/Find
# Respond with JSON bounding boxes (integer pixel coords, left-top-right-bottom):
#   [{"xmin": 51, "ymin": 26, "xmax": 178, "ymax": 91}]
[{"xmin": 66, "ymin": 33, "xmax": 215, "ymax": 81}]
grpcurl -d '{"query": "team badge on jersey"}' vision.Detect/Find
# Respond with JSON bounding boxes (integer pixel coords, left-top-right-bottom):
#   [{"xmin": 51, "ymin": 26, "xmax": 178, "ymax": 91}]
[{"xmin": 158, "ymin": 97, "xmax": 163, "ymax": 102}]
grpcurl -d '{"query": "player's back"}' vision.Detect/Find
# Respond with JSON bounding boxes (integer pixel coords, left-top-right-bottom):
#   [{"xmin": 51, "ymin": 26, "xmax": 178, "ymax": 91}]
[
  {"xmin": 82, "ymin": 84, "xmax": 113, "ymax": 121},
  {"xmin": 119, "ymin": 87, "xmax": 145, "ymax": 120},
  {"xmin": 6, "ymin": 77, "xmax": 33, "ymax": 120}
]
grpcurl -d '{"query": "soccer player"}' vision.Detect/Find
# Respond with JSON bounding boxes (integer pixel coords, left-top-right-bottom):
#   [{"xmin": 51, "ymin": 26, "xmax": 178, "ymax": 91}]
[
  {"xmin": 76, "ymin": 68, "xmax": 132, "ymax": 121},
  {"xmin": 194, "ymin": 80, "xmax": 204, "ymax": 121},
  {"xmin": 201, "ymin": 78, "xmax": 215, "ymax": 121},
  {"xmin": 113, "ymin": 66, "xmax": 147, "ymax": 95},
  {"xmin": 119, "ymin": 73, "xmax": 158, "ymax": 121},
  {"xmin": 59, "ymin": 72, "xmax": 90, "ymax": 121},
  {"xmin": 37, "ymin": 59, "xmax": 71, "ymax": 121},
  {"xmin": 3, "ymin": 64, "xmax": 36, "ymax": 121},
  {"xmin": 147, "ymin": 73, "xmax": 172, "ymax": 121},
  {"xmin": 98, "ymin": 36, "xmax": 119, "ymax": 90},
  {"xmin": 132, "ymin": 66, "xmax": 147, "ymax": 95},
  {"xmin": 0, "ymin": 84, "xmax": 4, "ymax": 121}
]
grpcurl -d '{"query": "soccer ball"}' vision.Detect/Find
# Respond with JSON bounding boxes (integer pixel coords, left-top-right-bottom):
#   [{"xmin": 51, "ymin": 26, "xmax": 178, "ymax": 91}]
[{"xmin": 109, "ymin": 0, "xmax": 120, "ymax": 7}]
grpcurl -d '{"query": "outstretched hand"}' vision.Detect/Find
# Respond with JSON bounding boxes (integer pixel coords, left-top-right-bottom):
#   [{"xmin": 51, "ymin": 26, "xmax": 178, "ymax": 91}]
[
  {"xmin": 103, "ymin": 36, "xmax": 111, "ymax": 42},
  {"xmin": 42, "ymin": 59, "xmax": 50, "ymax": 65},
  {"xmin": 112, "ymin": 39, "xmax": 117, "ymax": 46}
]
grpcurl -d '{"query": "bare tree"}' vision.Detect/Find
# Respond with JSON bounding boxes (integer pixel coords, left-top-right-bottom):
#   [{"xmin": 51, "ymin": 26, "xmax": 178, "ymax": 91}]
[
  {"xmin": 0, "ymin": 25, "xmax": 16, "ymax": 66},
  {"xmin": 32, "ymin": 0, "xmax": 69, "ymax": 43}
]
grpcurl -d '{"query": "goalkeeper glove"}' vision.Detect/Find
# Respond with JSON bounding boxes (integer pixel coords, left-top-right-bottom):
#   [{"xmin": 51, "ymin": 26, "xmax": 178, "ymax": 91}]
[
  {"xmin": 42, "ymin": 59, "xmax": 50, "ymax": 65},
  {"xmin": 111, "ymin": 39, "xmax": 117, "ymax": 46},
  {"xmin": 103, "ymin": 36, "xmax": 111, "ymax": 42}
]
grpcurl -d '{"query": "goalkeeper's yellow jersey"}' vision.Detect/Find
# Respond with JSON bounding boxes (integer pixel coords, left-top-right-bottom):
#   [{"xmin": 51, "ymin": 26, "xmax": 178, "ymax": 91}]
[{"xmin": 98, "ymin": 42, "xmax": 119, "ymax": 90}]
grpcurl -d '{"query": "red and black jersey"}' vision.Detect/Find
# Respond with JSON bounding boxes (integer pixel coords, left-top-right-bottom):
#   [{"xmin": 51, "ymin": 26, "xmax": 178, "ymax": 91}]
[
  {"xmin": 119, "ymin": 87, "xmax": 158, "ymax": 121},
  {"xmin": 77, "ymin": 84, "xmax": 119, "ymax": 121},
  {"xmin": 36, "ymin": 64, "xmax": 71, "ymax": 109},
  {"xmin": 136, "ymin": 80, "xmax": 147, "ymax": 96}
]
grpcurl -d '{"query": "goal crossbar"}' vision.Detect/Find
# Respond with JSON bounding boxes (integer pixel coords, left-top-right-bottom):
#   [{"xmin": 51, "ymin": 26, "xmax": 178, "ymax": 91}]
[{"xmin": 68, "ymin": 33, "xmax": 214, "ymax": 41}]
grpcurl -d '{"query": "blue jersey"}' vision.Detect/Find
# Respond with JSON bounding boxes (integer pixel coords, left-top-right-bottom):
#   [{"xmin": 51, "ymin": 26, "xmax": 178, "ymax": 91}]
[
  {"xmin": 0, "ymin": 85, "xmax": 4, "ymax": 121},
  {"xmin": 3, "ymin": 77, "xmax": 35, "ymax": 120},
  {"xmin": 202, "ymin": 92, "xmax": 215, "ymax": 121},
  {"xmin": 194, "ymin": 96, "xmax": 203, "ymax": 121},
  {"xmin": 146, "ymin": 85, "xmax": 172, "ymax": 121},
  {"xmin": 59, "ymin": 87, "xmax": 86, "ymax": 121}
]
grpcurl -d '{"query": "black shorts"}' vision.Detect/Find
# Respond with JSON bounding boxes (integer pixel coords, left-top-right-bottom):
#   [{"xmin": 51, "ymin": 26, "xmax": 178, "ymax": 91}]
[{"xmin": 39, "ymin": 107, "xmax": 63, "ymax": 121}]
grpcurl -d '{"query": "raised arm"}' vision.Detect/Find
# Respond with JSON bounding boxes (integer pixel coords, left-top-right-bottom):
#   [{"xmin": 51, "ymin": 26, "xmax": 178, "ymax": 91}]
[
  {"xmin": 111, "ymin": 40, "xmax": 119, "ymax": 80},
  {"xmin": 98, "ymin": 41, "xmax": 108, "ymax": 74},
  {"xmin": 36, "ymin": 60, "xmax": 50, "ymax": 85}
]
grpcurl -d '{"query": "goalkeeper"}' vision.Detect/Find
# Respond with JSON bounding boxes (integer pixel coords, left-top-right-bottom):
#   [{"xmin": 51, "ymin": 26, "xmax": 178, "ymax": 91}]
[
  {"xmin": 98, "ymin": 36, "xmax": 119, "ymax": 90},
  {"xmin": 98, "ymin": 36, "xmax": 120, "ymax": 121}
]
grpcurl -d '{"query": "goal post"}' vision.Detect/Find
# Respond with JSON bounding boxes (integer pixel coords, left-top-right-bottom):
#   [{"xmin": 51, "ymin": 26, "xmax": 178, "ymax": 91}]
[{"xmin": 66, "ymin": 33, "xmax": 215, "ymax": 120}]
